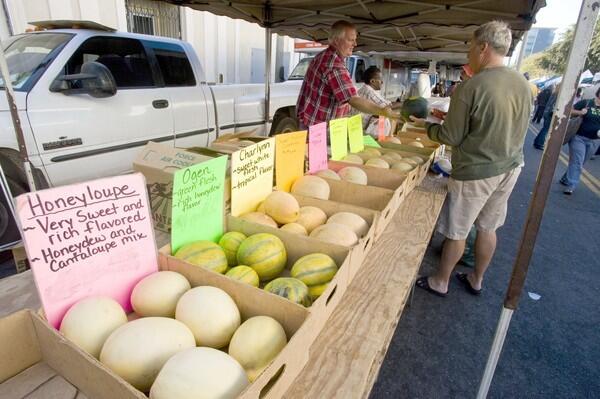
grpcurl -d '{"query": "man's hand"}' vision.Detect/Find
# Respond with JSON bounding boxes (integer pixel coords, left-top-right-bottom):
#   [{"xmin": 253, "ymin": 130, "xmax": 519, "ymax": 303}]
[
  {"xmin": 409, "ymin": 115, "xmax": 426, "ymax": 127},
  {"xmin": 581, "ymin": 108, "xmax": 588, "ymax": 115},
  {"xmin": 382, "ymin": 106, "xmax": 402, "ymax": 120}
]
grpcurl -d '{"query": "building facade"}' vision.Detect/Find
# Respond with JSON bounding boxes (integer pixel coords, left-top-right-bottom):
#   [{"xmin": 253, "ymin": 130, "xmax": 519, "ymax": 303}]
[
  {"xmin": 0, "ymin": 0, "xmax": 300, "ymax": 84},
  {"xmin": 523, "ymin": 27, "xmax": 556, "ymax": 58}
]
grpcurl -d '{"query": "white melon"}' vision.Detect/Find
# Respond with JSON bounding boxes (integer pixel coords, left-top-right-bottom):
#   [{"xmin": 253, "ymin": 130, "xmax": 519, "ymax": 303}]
[
  {"xmin": 327, "ymin": 212, "xmax": 369, "ymax": 237},
  {"xmin": 310, "ymin": 223, "xmax": 358, "ymax": 246},
  {"xmin": 291, "ymin": 175, "xmax": 330, "ymax": 200},
  {"xmin": 131, "ymin": 271, "xmax": 191, "ymax": 318},
  {"xmin": 338, "ymin": 166, "xmax": 368, "ymax": 185}
]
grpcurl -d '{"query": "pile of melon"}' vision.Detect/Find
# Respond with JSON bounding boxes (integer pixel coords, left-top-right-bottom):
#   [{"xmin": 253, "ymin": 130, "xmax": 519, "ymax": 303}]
[
  {"xmin": 59, "ymin": 271, "xmax": 289, "ymax": 398},
  {"xmin": 336, "ymin": 147, "xmax": 425, "ymax": 174}
]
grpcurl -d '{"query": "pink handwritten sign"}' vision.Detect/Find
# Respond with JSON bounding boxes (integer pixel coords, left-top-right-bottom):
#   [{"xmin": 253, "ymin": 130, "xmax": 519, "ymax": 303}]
[
  {"xmin": 16, "ymin": 173, "xmax": 158, "ymax": 328},
  {"xmin": 308, "ymin": 122, "xmax": 328, "ymax": 173}
]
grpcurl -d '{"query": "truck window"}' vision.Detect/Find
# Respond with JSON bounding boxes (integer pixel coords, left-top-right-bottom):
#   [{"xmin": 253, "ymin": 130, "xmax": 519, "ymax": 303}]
[
  {"xmin": 0, "ymin": 33, "xmax": 73, "ymax": 91},
  {"xmin": 64, "ymin": 36, "xmax": 155, "ymax": 88},
  {"xmin": 145, "ymin": 41, "xmax": 196, "ymax": 87},
  {"xmin": 355, "ymin": 59, "xmax": 365, "ymax": 82}
]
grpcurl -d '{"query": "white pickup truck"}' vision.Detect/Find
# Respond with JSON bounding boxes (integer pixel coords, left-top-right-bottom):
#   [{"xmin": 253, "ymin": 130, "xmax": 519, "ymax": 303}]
[{"xmin": 0, "ymin": 23, "xmax": 303, "ymax": 198}]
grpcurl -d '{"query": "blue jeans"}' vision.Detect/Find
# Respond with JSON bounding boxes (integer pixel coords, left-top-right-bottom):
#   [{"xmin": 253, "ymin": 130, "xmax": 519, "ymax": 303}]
[
  {"xmin": 561, "ymin": 135, "xmax": 597, "ymax": 190},
  {"xmin": 533, "ymin": 112, "xmax": 553, "ymax": 148}
]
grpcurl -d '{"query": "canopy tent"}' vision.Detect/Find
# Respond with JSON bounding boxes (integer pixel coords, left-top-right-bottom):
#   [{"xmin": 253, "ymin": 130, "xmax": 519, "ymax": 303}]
[{"xmin": 162, "ymin": 0, "xmax": 545, "ymax": 55}]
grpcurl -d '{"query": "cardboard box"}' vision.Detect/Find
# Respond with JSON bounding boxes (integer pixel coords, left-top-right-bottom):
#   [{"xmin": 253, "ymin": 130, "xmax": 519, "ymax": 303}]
[
  {"xmin": 395, "ymin": 131, "xmax": 440, "ymax": 149},
  {"xmin": 0, "ymin": 310, "xmax": 145, "ymax": 399},
  {"xmin": 133, "ymin": 142, "xmax": 231, "ymax": 232},
  {"xmin": 209, "ymin": 130, "xmax": 267, "ymax": 154}
]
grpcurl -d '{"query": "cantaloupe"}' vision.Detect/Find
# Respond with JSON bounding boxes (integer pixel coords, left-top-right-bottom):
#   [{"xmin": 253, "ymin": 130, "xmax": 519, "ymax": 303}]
[
  {"xmin": 291, "ymin": 175, "xmax": 330, "ymax": 200},
  {"xmin": 391, "ymin": 161, "xmax": 414, "ymax": 172},
  {"xmin": 280, "ymin": 222, "xmax": 308, "ymax": 235},
  {"xmin": 310, "ymin": 223, "xmax": 358, "ymax": 247},
  {"xmin": 364, "ymin": 148, "xmax": 381, "ymax": 156},
  {"xmin": 228, "ymin": 316, "xmax": 287, "ymax": 382},
  {"xmin": 237, "ymin": 233, "xmax": 287, "ymax": 281},
  {"xmin": 403, "ymin": 158, "xmax": 419, "ymax": 166},
  {"xmin": 365, "ymin": 158, "xmax": 390, "ymax": 169},
  {"xmin": 226, "ymin": 265, "xmax": 260, "ymax": 287},
  {"xmin": 338, "ymin": 166, "xmax": 368, "ymax": 185},
  {"xmin": 291, "ymin": 253, "xmax": 338, "ymax": 286},
  {"xmin": 239, "ymin": 212, "xmax": 278, "ymax": 228},
  {"xmin": 174, "ymin": 241, "xmax": 228, "ymax": 274},
  {"xmin": 60, "ymin": 296, "xmax": 127, "ymax": 359},
  {"xmin": 341, "ymin": 154, "xmax": 363, "ymax": 164},
  {"xmin": 256, "ymin": 201, "xmax": 266, "ymax": 213},
  {"xmin": 263, "ymin": 191, "xmax": 300, "ymax": 224},
  {"xmin": 386, "ymin": 152, "xmax": 403, "ymax": 161},
  {"xmin": 356, "ymin": 150, "xmax": 377, "ymax": 162},
  {"xmin": 408, "ymin": 155, "xmax": 425, "ymax": 164},
  {"xmin": 308, "ymin": 282, "xmax": 329, "ymax": 300},
  {"xmin": 408, "ymin": 141, "xmax": 425, "ymax": 148},
  {"xmin": 264, "ymin": 278, "xmax": 311, "ymax": 307},
  {"xmin": 100, "ymin": 317, "xmax": 195, "ymax": 392},
  {"xmin": 131, "ymin": 271, "xmax": 191, "ymax": 318},
  {"xmin": 150, "ymin": 347, "xmax": 249, "ymax": 399},
  {"xmin": 219, "ymin": 231, "xmax": 247, "ymax": 267},
  {"xmin": 381, "ymin": 154, "xmax": 397, "ymax": 165},
  {"xmin": 327, "ymin": 212, "xmax": 369, "ymax": 237},
  {"xmin": 296, "ymin": 206, "xmax": 327, "ymax": 233},
  {"xmin": 175, "ymin": 286, "xmax": 241, "ymax": 348},
  {"xmin": 315, "ymin": 169, "xmax": 341, "ymax": 180},
  {"xmin": 387, "ymin": 137, "xmax": 402, "ymax": 144}
]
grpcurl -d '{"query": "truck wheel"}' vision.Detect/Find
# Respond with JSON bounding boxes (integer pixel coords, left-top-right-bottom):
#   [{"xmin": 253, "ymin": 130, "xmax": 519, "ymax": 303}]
[{"xmin": 271, "ymin": 116, "xmax": 299, "ymax": 135}]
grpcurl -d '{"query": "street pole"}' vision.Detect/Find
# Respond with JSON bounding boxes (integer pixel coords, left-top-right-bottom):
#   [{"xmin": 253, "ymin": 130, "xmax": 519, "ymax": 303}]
[
  {"xmin": 0, "ymin": 46, "xmax": 36, "ymax": 191},
  {"xmin": 476, "ymin": 1, "xmax": 600, "ymax": 398}
]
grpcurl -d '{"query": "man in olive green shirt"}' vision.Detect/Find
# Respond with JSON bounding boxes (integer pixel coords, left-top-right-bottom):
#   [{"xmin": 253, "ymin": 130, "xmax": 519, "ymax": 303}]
[{"xmin": 412, "ymin": 21, "xmax": 533, "ymax": 297}]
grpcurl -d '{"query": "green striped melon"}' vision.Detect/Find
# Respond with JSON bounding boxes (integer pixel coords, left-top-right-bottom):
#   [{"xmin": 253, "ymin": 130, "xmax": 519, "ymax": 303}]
[
  {"xmin": 290, "ymin": 253, "xmax": 338, "ymax": 286},
  {"xmin": 174, "ymin": 241, "xmax": 228, "ymax": 274},
  {"xmin": 226, "ymin": 266, "xmax": 260, "ymax": 287},
  {"xmin": 237, "ymin": 233, "xmax": 287, "ymax": 281},
  {"xmin": 219, "ymin": 231, "xmax": 247, "ymax": 267},
  {"xmin": 264, "ymin": 278, "xmax": 311, "ymax": 307},
  {"xmin": 308, "ymin": 282, "xmax": 329, "ymax": 300}
]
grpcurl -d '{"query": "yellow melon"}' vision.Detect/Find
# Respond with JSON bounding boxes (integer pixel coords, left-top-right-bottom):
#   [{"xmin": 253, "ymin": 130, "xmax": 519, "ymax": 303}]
[
  {"xmin": 239, "ymin": 212, "xmax": 278, "ymax": 228},
  {"xmin": 237, "ymin": 233, "xmax": 287, "ymax": 281},
  {"xmin": 315, "ymin": 169, "xmax": 341, "ymax": 180},
  {"xmin": 256, "ymin": 201, "xmax": 266, "ymax": 213},
  {"xmin": 291, "ymin": 175, "xmax": 330, "ymax": 200},
  {"xmin": 296, "ymin": 206, "xmax": 327, "ymax": 233},
  {"xmin": 226, "ymin": 265, "xmax": 260, "ymax": 287},
  {"xmin": 264, "ymin": 278, "xmax": 311, "ymax": 306},
  {"xmin": 309, "ymin": 223, "xmax": 358, "ymax": 246},
  {"xmin": 327, "ymin": 212, "xmax": 369, "ymax": 237},
  {"xmin": 280, "ymin": 222, "xmax": 308, "ymax": 235},
  {"xmin": 291, "ymin": 253, "xmax": 338, "ymax": 286},
  {"xmin": 219, "ymin": 231, "xmax": 247, "ymax": 267},
  {"xmin": 264, "ymin": 191, "xmax": 300, "ymax": 224},
  {"xmin": 365, "ymin": 158, "xmax": 390, "ymax": 169},
  {"xmin": 174, "ymin": 241, "xmax": 228, "ymax": 274},
  {"xmin": 308, "ymin": 282, "xmax": 329, "ymax": 300},
  {"xmin": 338, "ymin": 166, "xmax": 368, "ymax": 185},
  {"xmin": 341, "ymin": 154, "xmax": 363, "ymax": 164}
]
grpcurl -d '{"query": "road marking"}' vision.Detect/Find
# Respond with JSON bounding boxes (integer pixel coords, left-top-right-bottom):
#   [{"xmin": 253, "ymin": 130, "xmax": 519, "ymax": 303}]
[{"xmin": 529, "ymin": 124, "xmax": 600, "ymax": 196}]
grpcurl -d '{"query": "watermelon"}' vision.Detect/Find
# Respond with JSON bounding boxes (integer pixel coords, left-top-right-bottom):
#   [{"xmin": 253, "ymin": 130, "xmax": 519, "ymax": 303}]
[
  {"xmin": 237, "ymin": 233, "xmax": 287, "ymax": 281},
  {"xmin": 401, "ymin": 96, "xmax": 429, "ymax": 120},
  {"xmin": 264, "ymin": 278, "xmax": 311, "ymax": 307},
  {"xmin": 174, "ymin": 241, "xmax": 228, "ymax": 274}
]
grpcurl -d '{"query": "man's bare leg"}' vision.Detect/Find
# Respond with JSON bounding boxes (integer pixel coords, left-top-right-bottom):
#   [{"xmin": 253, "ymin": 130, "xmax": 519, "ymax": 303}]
[
  {"xmin": 428, "ymin": 238, "xmax": 466, "ymax": 293},
  {"xmin": 467, "ymin": 230, "xmax": 497, "ymax": 290}
]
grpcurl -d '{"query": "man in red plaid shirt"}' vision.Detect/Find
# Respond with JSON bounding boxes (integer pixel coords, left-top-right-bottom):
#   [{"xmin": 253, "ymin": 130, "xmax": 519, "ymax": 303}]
[{"xmin": 296, "ymin": 20, "xmax": 400, "ymax": 128}]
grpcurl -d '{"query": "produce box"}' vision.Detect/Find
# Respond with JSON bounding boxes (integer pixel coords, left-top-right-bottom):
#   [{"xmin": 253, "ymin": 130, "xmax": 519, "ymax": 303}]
[
  {"xmin": 133, "ymin": 141, "xmax": 231, "ymax": 233},
  {"xmin": 209, "ymin": 130, "xmax": 267, "ymax": 154},
  {"xmin": 394, "ymin": 131, "xmax": 440, "ymax": 149},
  {"xmin": 0, "ymin": 309, "xmax": 144, "ymax": 399}
]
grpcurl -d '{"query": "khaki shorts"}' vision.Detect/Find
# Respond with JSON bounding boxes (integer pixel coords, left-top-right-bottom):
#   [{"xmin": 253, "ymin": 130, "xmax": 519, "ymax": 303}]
[{"xmin": 437, "ymin": 167, "xmax": 522, "ymax": 240}]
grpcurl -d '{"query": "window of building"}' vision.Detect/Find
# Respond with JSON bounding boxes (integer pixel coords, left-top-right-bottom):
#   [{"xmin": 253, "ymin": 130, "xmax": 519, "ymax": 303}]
[
  {"xmin": 126, "ymin": 0, "xmax": 181, "ymax": 39},
  {"xmin": 146, "ymin": 41, "xmax": 196, "ymax": 86},
  {"xmin": 64, "ymin": 36, "xmax": 155, "ymax": 88}
]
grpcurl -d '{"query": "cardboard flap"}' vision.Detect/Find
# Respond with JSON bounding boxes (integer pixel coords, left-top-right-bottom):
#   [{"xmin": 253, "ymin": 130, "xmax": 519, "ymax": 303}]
[
  {"xmin": 0, "ymin": 310, "xmax": 41, "ymax": 384},
  {"xmin": 133, "ymin": 141, "xmax": 222, "ymax": 172}
]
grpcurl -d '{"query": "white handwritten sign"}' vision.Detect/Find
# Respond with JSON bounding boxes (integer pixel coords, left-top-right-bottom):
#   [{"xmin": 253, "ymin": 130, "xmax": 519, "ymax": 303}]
[{"xmin": 16, "ymin": 173, "xmax": 158, "ymax": 328}]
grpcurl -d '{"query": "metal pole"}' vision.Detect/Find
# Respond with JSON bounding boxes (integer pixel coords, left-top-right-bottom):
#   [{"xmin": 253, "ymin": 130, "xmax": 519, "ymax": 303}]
[
  {"xmin": 476, "ymin": 1, "xmax": 600, "ymax": 397},
  {"xmin": 514, "ymin": 30, "xmax": 529, "ymax": 71},
  {"xmin": 0, "ymin": 45, "xmax": 36, "ymax": 191},
  {"xmin": 264, "ymin": 27, "xmax": 272, "ymax": 134}
]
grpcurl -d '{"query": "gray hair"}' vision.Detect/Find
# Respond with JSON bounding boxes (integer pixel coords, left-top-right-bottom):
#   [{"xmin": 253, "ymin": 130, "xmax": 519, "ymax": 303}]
[
  {"xmin": 473, "ymin": 20, "xmax": 512, "ymax": 56},
  {"xmin": 329, "ymin": 20, "xmax": 356, "ymax": 42}
]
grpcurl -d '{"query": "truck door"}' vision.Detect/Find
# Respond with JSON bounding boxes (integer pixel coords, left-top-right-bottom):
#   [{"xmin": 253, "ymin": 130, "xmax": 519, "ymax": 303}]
[
  {"xmin": 143, "ymin": 40, "xmax": 213, "ymax": 149},
  {"xmin": 26, "ymin": 35, "xmax": 174, "ymax": 186}
]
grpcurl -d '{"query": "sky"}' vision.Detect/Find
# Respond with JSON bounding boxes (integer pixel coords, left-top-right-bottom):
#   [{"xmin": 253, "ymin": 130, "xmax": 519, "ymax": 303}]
[{"xmin": 533, "ymin": 0, "xmax": 583, "ymax": 40}]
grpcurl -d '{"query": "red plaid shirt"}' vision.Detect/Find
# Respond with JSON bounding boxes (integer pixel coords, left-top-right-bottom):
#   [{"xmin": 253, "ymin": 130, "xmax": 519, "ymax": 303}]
[{"xmin": 296, "ymin": 46, "xmax": 357, "ymax": 127}]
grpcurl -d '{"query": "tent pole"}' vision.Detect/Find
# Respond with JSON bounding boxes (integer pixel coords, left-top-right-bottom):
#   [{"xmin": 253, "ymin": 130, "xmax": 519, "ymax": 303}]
[
  {"xmin": 0, "ymin": 45, "xmax": 36, "ymax": 191},
  {"xmin": 264, "ymin": 27, "xmax": 272, "ymax": 134},
  {"xmin": 514, "ymin": 30, "xmax": 528, "ymax": 71},
  {"xmin": 476, "ymin": 1, "xmax": 600, "ymax": 397}
]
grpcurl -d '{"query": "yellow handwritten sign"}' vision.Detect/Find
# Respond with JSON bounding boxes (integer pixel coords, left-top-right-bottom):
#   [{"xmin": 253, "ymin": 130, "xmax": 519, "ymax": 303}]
[
  {"xmin": 230, "ymin": 138, "xmax": 275, "ymax": 216},
  {"xmin": 275, "ymin": 131, "xmax": 307, "ymax": 192},
  {"xmin": 347, "ymin": 114, "xmax": 364, "ymax": 153},
  {"xmin": 329, "ymin": 117, "xmax": 348, "ymax": 160}
]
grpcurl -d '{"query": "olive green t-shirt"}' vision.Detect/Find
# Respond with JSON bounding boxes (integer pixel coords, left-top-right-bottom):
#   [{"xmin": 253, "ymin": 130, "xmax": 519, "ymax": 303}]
[{"xmin": 426, "ymin": 67, "xmax": 533, "ymax": 180}]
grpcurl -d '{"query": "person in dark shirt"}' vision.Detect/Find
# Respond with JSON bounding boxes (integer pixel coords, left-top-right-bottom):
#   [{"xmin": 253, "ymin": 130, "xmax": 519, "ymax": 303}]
[
  {"xmin": 532, "ymin": 86, "xmax": 552, "ymax": 124},
  {"xmin": 533, "ymin": 84, "xmax": 559, "ymax": 150},
  {"xmin": 559, "ymin": 86, "xmax": 600, "ymax": 194}
]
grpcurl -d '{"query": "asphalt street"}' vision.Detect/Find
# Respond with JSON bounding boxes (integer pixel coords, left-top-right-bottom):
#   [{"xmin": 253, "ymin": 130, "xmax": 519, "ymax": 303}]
[{"xmin": 370, "ymin": 125, "xmax": 600, "ymax": 398}]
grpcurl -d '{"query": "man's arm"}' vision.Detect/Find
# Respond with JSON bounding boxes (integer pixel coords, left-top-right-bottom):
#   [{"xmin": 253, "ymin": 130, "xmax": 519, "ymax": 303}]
[
  {"xmin": 348, "ymin": 96, "xmax": 400, "ymax": 119},
  {"xmin": 411, "ymin": 96, "xmax": 471, "ymax": 146}
]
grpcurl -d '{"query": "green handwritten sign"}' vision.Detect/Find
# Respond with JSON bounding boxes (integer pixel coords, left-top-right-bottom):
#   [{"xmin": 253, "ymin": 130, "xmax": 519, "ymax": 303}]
[
  {"xmin": 329, "ymin": 117, "xmax": 348, "ymax": 160},
  {"xmin": 363, "ymin": 135, "xmax": 381, "ymax": 148},
  {"xmin": 347, "ymin": 114, "xmax": 364, "ymax": 153},
  {"xmin": 171, "ymin": 156, "xmax": 228, "ymax": 253}
]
